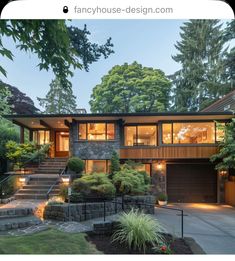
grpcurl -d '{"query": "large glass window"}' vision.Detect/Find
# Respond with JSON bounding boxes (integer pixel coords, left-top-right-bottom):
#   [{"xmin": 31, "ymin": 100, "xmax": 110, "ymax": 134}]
[
  {"xmin": 78, "ymin": 123, "xmax": 115, "ymax": 140},
  {"xmin": 216, "ymin": 122, "xmax": 225, "ymax": 142},
  {"xmin": 86, "ymin": 160, "xmax": 109, "ymax": 173},
  {"xmin": 124, "ymin": 125, "xmax": 157, "ymax": 146},
  {"xmin": 33, "ymin": 130, "xmax": 50, "ymax": 145},
  {"xmin": 162, "ymin": 122, "xmax": 224, "ymax": 144}
]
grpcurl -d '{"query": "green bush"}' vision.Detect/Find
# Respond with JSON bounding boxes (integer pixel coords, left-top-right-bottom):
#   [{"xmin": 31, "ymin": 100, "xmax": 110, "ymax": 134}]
[
  {"xmin": 109, "ymin": 151, "xmax": 120, "ymax": 178},
  {"xmin": 158, "ymin": 193, "xmax": 168, "ymax": 201},
  {"xmin": 72, "ymin": 173, "xmax": 116, "ymax": 199},
  {"xmin": 112, "ymin": 169, "xmax": 150, "ymax": 195},
  {"xmin": 67, "ymin": 157, "xmax": 84, "ymax": 174},
  {"xmin": 112, "ymin": 209, "xmax": 164, "ymax": 253},
  {"xmin": 0, "ymin": 175, "xmax": 18, "ymax": 198}
]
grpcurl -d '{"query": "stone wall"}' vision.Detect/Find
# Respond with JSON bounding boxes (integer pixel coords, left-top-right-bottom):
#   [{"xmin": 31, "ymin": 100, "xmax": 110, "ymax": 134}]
[
  {"xmin": 70, "ymin": 121, "xmax": 120, "ymax": 159},
  {"xmin": 43, "ymin": 196, "xmax": 155, "ymax": 221}
]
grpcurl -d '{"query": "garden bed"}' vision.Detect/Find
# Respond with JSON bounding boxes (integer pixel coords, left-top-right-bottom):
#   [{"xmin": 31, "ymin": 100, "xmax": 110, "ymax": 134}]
[{"xmin": 86, "ymin": 232, "xmax": 193, "ymax": 254}]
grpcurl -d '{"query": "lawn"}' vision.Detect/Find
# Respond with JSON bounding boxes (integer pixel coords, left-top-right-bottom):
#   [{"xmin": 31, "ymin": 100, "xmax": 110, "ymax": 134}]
[{"xmin": 0, "ymin": 229, "xmax": 101, "ymax": 254}]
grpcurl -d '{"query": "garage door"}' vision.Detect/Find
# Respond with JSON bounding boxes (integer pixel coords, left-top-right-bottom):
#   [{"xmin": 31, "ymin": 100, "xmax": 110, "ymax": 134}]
[{"xmin": 167, "ymin": 163, "xmax": 217, "ymax": 203}]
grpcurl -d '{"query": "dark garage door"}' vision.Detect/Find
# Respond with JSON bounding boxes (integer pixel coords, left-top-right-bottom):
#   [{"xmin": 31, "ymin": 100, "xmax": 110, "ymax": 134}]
[{"xmin": 167, "ymin": 163, "xmax": 217, "ymax": 203}]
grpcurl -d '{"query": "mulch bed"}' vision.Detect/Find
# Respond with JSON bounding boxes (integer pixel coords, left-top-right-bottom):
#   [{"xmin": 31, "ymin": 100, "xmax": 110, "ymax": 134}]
[{"xmin": 86, "ymin": 232, "xmax": 193, "ymax": 254}]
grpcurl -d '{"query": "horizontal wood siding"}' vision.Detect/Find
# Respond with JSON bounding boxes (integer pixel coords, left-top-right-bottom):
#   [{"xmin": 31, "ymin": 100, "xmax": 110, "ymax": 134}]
[{"xmin": 120, "ymin": 146, "xmax": 218, "ymax": 159}]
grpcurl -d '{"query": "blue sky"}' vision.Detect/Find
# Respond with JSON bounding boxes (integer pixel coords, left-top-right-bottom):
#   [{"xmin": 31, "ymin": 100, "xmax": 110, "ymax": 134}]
[{"xmin": 1, "ymin": 19, "xmax": 233, "ymax": 112}]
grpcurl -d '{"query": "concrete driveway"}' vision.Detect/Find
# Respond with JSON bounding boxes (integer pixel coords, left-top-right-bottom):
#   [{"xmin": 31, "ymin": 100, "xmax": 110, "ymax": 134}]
[{"xmin": 155, "ymin": 203, "xmax": 235, "ymax": 254}]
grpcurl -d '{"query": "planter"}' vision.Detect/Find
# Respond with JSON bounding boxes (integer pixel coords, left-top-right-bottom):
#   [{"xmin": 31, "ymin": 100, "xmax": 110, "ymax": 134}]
[{"xmin": 158, "ymin": 200, "xmax": 167, "ymax": 206}]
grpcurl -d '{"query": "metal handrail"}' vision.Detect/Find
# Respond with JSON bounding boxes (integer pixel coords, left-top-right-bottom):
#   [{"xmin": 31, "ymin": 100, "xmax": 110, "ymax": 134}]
[
  {"xmin": 0, "ymin": 174, "xmax": 14, "ymax": 199},
  {"xmin": 46, "ymin": 167, "xmax": 66, "ymax": 200}
]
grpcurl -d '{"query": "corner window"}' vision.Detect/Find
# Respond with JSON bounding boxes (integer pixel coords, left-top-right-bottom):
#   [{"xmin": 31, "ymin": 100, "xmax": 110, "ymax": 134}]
[
  {"xmin": 78, "ymin": 123, "xmax": 115, "ymax": 140},
  {"xmin": 86, "ymin": 160, "xmax": 110, "ymax": 173},
  {"xmin": 124, "ymin": 125, "xmax": 157, "ymax": 146},
  {"xmin": 33, "ymin": 130, "xmax": 50, "ymax": 145}
]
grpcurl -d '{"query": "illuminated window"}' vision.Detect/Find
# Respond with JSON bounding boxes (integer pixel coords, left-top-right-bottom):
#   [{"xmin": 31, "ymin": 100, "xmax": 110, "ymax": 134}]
[
  {"xmin": 56, "ymin": 132, "xmax": 69, "ymax": 152},
  {"xmin": 162, "ymin": 124, "xmax": 172, "ymax": 144},
  {"xmin": 78, "ymin": 123, "xmax": 115, "ymax": 140},
  {"xmin": 33, "ymin": 130, "xmax": 50, "ymax": 145},
  {"xmin": 79, "ymin": 124, "xmax": 86, "ymax": 140},
  {"xmin": 86, "ymin": 160, "xmax": 109, "ymax": 173},
  {"xmin": 162, "ymin": 122, "xmax": 222, "ymax": 144},
  {"xmin": 135, "ymin": 163, "xmax": 151, "ymax": 176},
  {"xmin": 216, "ymin": 122, "xmax": 225, "ymax": 142},
  {"xmin": 124, "ymin": 125, "xmax": 157, "ymax": 146}
]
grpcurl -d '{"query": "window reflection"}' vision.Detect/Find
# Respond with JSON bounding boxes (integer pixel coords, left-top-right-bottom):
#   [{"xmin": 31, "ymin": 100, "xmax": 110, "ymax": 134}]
[
  {"xmin": 216, "ymin": 122, "xmax": 225, "ymax": 142},
  {"xmin": 162, "ymin": 124, "xmax": 172, "ymax": 144},
  {"xmin": 86, "ymin": 160, "xmax": 107, "ymax": 173},
  {"xmin": 33, "ymin": 130, "xmax": 50, "ymax": 145}
]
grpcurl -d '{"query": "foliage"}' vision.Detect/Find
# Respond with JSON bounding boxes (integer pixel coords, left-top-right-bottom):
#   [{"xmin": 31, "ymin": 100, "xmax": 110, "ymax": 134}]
[
  {"xmin": 211, "ymin": 119, "xmax": 235, "ymax": 170},
  {"xmin": 37, "ymin": 77, "xmax": 77, "ymax": 114},
  {"xmin": 0, "ymin": 229, "xmax": 100, "ymax": 254},
  {"xmin": 0, "ymin": 21, "xmax": 114, "ymax": 89},
  {"xmin": 112, "ymin": 209, "xmax": 164, "ymax": 253},
  {"xmin": 59, "ymin": 183, "xmax": 68, "ymax": 201},
  {"xmin": 6, "ymin": 141, "xmax": 50, "ymax": 168},
  {"xmin": 109, "ymin": 151, "xmax": 120, "ymax": 178},
  {"xmin": 90, "ymin": 61, "xmax": 171, "ymax": 113},
  {"xmin": 0, "ymin": 119, "xmax": 19, "ymax": 173},
  {"xmin": 170, "ymin": 19, "xmax": 234, "ymax": 112},
  {"xmin": 67, "ymin": 157, "xmax": 85, "ymax": 174},
  {"xmin": 0, "ymin": 175, "xmax": 18, "ymax": 198},
  {"xmin": 157, "ymin": 193, "xmax": 168, "ymax": 202},
  {"xmin": 72, "ymin": 173, "xmax": 116, "ymax": 199},
  {"xmin": 152, "ymin": 242, "xmax": 172, "ymax": 254},
  {"xmin": 112, "ymin": 168, "xmax": 150, "ymax": 195},
  {"xmin": 0, "ymin": 81, "xmax": 12, "ymax": 116}
]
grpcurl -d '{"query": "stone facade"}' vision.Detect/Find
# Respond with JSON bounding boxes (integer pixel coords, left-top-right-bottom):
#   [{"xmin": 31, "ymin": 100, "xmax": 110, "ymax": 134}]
[
  {"xmin": 43, "ymin": 196, "xmax": 155, "ymax": 222},
  {"xmin": 70, "ymin": 121, "xmax": 121, "ymax": 159}
]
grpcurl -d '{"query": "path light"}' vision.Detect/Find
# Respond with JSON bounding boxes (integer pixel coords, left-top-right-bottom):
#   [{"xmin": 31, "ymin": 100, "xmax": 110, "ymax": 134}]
[
  {"xmin": 61, "ymin": 176, "xmax": 70, "ymax": 184},
  {"xmin": 19, "ymin": 177, "xmax": 26, "ymax": 184},
  {"xmin": 219, "ymin": 170, "xmax": 228, "ymax": 178}
]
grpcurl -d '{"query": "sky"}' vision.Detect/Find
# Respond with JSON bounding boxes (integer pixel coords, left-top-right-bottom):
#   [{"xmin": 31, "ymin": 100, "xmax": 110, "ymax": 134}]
[{"xmin": 0, "ymin": 19, "xmax": 233, "ymax": 112}]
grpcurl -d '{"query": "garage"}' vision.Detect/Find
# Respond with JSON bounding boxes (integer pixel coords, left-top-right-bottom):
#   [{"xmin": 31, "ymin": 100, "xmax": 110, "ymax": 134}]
[{"xmin": 167, "ymin": 163, "xmax": 217, "ymax": 203}]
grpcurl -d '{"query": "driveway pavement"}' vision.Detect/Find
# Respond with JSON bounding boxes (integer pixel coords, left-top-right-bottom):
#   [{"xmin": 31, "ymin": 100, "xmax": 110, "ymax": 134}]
[{"xmin": 155, "ymin": 203, "xmax": 235, "ymax": 254}]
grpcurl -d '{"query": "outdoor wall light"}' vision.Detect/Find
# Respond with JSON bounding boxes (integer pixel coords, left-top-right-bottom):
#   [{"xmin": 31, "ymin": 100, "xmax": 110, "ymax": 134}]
[
  {"xmin": 157, "ymin": 162, "xmax": 163, "ymax": 170},
  {"xmin": 219, "ymin": 170, "xmax": 228, "ymax": 177}
]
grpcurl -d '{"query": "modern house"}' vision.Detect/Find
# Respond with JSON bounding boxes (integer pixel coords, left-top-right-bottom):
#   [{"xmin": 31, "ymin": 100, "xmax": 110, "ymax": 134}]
[{"xmin": 5, "ymin": 111, "xmax": 234, "ymax": 203}]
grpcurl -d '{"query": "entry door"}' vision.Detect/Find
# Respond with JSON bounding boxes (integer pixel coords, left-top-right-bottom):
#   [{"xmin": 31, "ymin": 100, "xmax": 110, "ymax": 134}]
[
  {"xmin": 167, "ymin": 163, "xmax": 217, "ymax": 203},
  {"xmin": 55, "ymin": 131, "xmax": 69, "ymax": 157}
]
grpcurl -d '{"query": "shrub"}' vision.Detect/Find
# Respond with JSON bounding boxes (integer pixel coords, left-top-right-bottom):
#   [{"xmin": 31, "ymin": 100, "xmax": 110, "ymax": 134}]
[
  {"xmin": 112, "ymin": 209, "xmax": 165, "ymax": 253},
  {"xmin": 72, "ymin": 173, "xmax": 116, "ymax": 199},
  {"xmin": 59, "ymin": 183, "xmax": 68, "ymax": 201},
  {"xmin": 67, "ymin": 157, "xmax": 85, "ymax": 174},
  {"xmin": 109, "ymin": 151, "xmax": 120, "ymax": 178},
  {"xmin": 112, "ymin": 169, "xmax": 150, "ymax": 195},
  {"xmin": 158, "ymin": 193, "xmax": 168, "ymax": 201}
]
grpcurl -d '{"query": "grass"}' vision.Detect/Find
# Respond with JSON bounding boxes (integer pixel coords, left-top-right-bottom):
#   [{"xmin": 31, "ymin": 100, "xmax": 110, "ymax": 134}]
[{"xmin": 0, "ymin": 229, "xmax": 101, "ymax": 254}]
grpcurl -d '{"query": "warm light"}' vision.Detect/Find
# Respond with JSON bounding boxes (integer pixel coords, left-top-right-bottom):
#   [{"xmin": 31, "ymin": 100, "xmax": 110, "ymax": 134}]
[
  {"xmin": 61, "ymin": 176, "xmax": 70, "ymax": 184},
  {"xmin": 19, "ymin": 177, "xmax": 26, "ymax": 183},
  {"xmin": 219, "ymin": 170, "xmax": 228, "ymax": 177},
  {"xmin": 157, "ymin": 162, "xmax": 163, "ymax": 170}
]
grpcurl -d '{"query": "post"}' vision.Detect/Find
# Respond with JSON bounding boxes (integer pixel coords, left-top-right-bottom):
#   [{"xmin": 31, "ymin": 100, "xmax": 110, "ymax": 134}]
[
  {"xmin": 104, "ymin": 201, "xmax": 106, "ymax": 222},
  {"xmin": 20, "ymin": 126, "xmax": 24, "ymax": 144},
  {"xmin": 181, "ymin": 210, "xmax": 184, "ymax": 238},
  {"xmin": 68, "ymin": 186, "xmax": 71, "ymax": 221}
]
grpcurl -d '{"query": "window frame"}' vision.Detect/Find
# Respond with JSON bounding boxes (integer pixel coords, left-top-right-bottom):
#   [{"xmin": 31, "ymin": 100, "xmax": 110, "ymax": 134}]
[
  {"xmin": 161, "ymin": 120, "xmax": 226, "ymax": 146},
  {"xmin": 124, "ymin": 124, "xmax": 158, "ymax": 147},
  {"xmin": 33, "ymin": 130, "xmax": 50, "ymax": 145},
  {"xmin": 78, "ymin": 122, "xmax": 116, "ymax": 141}
]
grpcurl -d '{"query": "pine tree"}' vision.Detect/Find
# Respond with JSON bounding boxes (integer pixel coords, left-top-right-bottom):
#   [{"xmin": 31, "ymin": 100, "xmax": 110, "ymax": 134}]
[
  {"xmin": 37, "ymin": 78, "xmax": 77, "ymax": 114},
  {"xmin": 110, "ymin": 151, "xmax": 120, "ymax": 178},
  {"xmin": 171, "ymin": 20, "xmax": 232, "ymax": 112}
]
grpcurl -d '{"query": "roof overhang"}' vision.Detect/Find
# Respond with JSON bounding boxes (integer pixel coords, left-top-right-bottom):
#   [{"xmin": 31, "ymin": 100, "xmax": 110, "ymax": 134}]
[{"xmin": 3, "ymin": 112, "xmax": 234, "ymax": 129}]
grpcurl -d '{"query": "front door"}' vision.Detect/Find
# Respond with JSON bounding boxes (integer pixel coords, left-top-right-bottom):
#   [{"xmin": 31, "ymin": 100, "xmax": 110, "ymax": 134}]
[{"xmin": 55, "ymin": 131, "xmax": 69, "ymax": 157}]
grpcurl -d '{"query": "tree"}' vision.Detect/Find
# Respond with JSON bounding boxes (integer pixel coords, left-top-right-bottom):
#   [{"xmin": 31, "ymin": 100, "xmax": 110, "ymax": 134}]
[
  {"xmin": 89, "ymin": 62, "xmax": 171, "ymax": 113},
  {"xmin": 211, "ymin": 119, "xmax": 235, "ymax": 171},
  {"xmin": 110, "ymin": 151, "xmax": 120, "ymax": 178},
  {"xmin": 171, "ymin": 20, "xmax": 233, "ymax": 112},
  {"xmin": 0, "ymin": 82, "xmax": 12, "ymax": 116},
  {"xmin": 0, "ymin": 20, "xmax": 114, "ymax": 89},
  {"xmin": 37, "ymin": 77, "xmax": 77, "ymax": 114}
]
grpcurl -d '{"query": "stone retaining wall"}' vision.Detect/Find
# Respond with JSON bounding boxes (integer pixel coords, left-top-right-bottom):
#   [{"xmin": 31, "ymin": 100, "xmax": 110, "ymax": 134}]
[{"xmin": 44, "ymin": 195, "xmax": 155, "ymax": 221}]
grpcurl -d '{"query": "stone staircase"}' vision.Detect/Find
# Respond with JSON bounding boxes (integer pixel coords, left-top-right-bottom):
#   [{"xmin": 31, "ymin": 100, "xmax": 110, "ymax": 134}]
[
  {"xmin": 14, "ymin": 158, "xmax": 67, "ymax": 200},
  {"xmin": 0, "ymin": 208, "xmax": 41, "ymax": 231}
]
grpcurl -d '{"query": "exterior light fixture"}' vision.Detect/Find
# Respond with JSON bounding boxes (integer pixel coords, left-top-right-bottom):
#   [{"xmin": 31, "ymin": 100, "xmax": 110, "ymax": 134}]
[
  {"xmin": 61, "ymin": 176, "xmax": 70, "ymax": 184},
  {"xmin": 19, "ymin": 177, "xmax": 26, "ymax": 183},
  {"xmin": 219, "ymin": 170, "xmax": 228, "ymax": 177},
  {"xmin": 157, "ymin": 162, "xmax": 163, "ymax": 170}
]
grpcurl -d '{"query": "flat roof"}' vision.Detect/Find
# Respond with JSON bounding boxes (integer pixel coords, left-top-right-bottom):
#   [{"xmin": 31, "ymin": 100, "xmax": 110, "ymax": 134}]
[{"xmin": 3, "ymin": 112, "xmax": 234, "ymax": 129}]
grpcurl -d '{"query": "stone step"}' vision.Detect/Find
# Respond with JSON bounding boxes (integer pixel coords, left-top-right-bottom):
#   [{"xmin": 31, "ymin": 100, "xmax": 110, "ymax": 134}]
[
  {"xmin": 17, "ymin": 188, "xmax": 60, "ymax": 194},
  {"xmin": 23, "ymin": 185, "xmax": 60, "ymax": 190},
  {"xmin": 44, "ymin": 158, "xmax": 68, "ymax": 162},
  {"xmin": 27, "ymin": 181, "xmax": 58, "ymax": 186},
  {"xmin": 35, "ymin": 169, "xmax": 62, "ymax": 174},
  {"xmin": 29, "ymin": 177, "xmax": 59, "ymax": 182},
  {"xmin": 15, "ymin": 193, "xmax": 59, "ymax": 200},
  {"xmin": 0, "ymin": 208, "xmax": 34, "ymax": 217},
  {"xmin": 0, "ymin": 215, "xmax": 41, "ymax": 231},
  {"xmin": 40, "ymin": 162, "xmax": 67, "ymax": 166}
]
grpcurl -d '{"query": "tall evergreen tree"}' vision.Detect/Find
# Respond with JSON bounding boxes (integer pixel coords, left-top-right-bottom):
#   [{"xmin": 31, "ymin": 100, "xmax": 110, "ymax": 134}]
[
  {"xmin": 37, "ymin": 78, "xmax": 77, "ymax": 114},
  {"xmin": 171, "ymin": 20, "xmax": 233, "ymax": 112}
]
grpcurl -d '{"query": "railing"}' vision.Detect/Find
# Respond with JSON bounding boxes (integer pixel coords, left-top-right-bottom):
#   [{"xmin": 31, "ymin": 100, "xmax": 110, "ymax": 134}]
[
  {"xmin": 66, "ymin": 195, "xmax": 185, "ymax": 238},
  {"xmin": 0, "ymin": 175, "xmax": 18, "ymax": 199},
  {"xmin": 46, "ymin": 167, "xmax": 66, "ymax": 200}
]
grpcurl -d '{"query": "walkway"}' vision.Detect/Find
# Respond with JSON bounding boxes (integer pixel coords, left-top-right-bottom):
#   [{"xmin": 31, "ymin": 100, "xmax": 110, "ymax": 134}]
[{"xmin": 155, "ymin": 203, "xmax": 235, "ymax": 254}]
